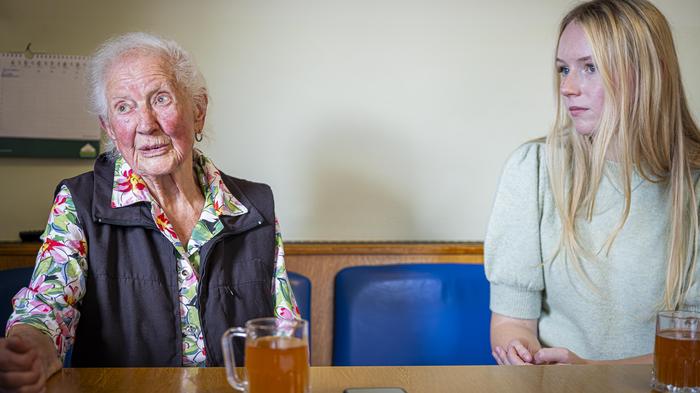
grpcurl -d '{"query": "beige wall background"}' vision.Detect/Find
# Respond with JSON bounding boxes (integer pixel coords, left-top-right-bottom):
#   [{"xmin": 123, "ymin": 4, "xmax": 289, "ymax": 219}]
[{"xmin": 1, "ymin": 0, "xmax": 699, "ymax": 241}]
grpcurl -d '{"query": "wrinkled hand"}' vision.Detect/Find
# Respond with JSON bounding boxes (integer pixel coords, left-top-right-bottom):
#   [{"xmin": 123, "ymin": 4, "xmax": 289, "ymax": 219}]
[
  {"xmin": 493, "ymin": 339, "xmax": 538, "ymax": 365},
  {"xmin": 534, "ymin": 347, "xmax": 588, "ymax": 365},
  {"xmin": 0, "ymin": 336, "xmax": 47, "ymax": 393}
]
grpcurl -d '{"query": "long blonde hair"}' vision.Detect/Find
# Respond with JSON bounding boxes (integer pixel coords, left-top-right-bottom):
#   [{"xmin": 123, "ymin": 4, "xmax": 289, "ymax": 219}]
[{"xmin": 546, "ymin": 0, "xmax": 700, "ymax": 309}]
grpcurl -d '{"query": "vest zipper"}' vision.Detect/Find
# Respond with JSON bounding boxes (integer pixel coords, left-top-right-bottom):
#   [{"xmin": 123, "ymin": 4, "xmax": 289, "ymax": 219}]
[{"xmin": 198, "ymin": 230, "xmax": 249, "ymax": 366}]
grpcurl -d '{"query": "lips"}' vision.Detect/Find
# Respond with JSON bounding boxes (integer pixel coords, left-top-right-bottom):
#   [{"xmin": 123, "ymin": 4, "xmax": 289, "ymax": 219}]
[
  {"xmin": 138, "ymin": 142, "xmax": 170, "ymax": 156},
  {"xmin": 568, "ymin": 106, "xmax": 588, "ymax": 117},
  {"xmin": 141, "ymin": 143, "xmax": 168, "ymax": 151}
]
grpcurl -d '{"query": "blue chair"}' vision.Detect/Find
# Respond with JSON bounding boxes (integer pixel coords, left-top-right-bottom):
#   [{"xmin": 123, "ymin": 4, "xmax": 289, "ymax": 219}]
[
  {"xmin": 333, "ymin": 263, "xmax": 495, "ymax": 366},
  {"xmin": 0, "ymin": 267, "xmax": 34, "ymax": 337},
  {"xmin": 287, "ymin": 271, "xmax": 312, "ymax": 355},
  {"xmin": 287, "ymin": 271, "xmax": 311, "ymax": 323}
]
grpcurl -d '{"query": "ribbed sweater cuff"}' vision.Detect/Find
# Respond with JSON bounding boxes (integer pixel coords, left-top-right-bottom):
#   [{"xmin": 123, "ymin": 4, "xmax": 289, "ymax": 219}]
[{"xmin": 490, "ymin": 283, "xmax": 542, "ymax": 320}]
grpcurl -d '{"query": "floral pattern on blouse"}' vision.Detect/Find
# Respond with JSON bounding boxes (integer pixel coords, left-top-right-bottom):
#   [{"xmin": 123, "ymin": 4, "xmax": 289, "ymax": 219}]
[{"xmin": 6, "ymin": 151, "xmax": 299, "ymax": 367}]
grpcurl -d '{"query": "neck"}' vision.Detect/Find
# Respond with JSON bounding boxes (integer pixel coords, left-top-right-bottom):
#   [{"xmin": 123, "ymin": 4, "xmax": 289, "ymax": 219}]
[
  {"xmin": 141, "ymin": 155, "xmax": 205, "ymax": 245},
  {"xmin": 141, "ymin": 156, "xmax": 201, "ymax": 208}
]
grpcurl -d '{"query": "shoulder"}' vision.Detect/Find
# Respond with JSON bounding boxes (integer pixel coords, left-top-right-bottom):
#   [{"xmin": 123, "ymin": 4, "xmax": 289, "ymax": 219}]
[
  {"xmin": 214, "ymin": 164, "xmax": 276, "ymax": 222},
  {"xmin": 218, "ymin": 169, "xmax": 273, "ymax": 199},
  {"xmin": 59, "ymin": 170, "xmax": 95, "ymax": 188},
  {"xmin": 503, "ymin": 140, "xmax": 546, "ymax": 171},
  {"xmin": 56, "ymin": 154, "xmax": 117, "ymax": 217},
  {"xmin": 57, "ymin": 171, "xmax": 97, "ymax": 200},
  {"xmin": 58, "ymin": 154, "xmax": 113, "ymax": 192},
  {"xmin": 498, "ymin": 139, "xmax": 548, "ymax": 186},
  {"xmin": 196, "ymin": 152, "xmax": 273, "ymax": 198}
]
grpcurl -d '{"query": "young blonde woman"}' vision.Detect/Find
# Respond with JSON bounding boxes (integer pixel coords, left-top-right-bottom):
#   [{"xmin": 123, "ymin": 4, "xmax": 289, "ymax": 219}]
[{"xmin": 485, "ymin": 0, "xmax": 700, "ymax": 365}]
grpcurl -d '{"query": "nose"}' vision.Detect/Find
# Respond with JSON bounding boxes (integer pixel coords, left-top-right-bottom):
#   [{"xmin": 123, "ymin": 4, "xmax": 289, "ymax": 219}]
[
  {"xmin": 560, "ymin": 72, "xmax": 581, "ymax": 97},
  {"xmin": 136, "ymin": 106, "xmax": 158, "ymax": 134}
]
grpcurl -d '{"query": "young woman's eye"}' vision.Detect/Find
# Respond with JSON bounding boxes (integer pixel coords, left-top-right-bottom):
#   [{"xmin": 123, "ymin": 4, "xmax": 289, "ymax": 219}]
[
  {"xmin": 558, "ymin": 66, "xmax": 570, "ymax": 76},
  {"xmin": 584, "ymin": 63, "xmax": 597, "ymax": 73}
]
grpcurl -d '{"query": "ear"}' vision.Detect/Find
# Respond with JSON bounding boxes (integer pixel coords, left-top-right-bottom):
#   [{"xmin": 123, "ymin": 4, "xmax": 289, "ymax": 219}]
[
  {"xmin": 99, "ymin": 115, "xmax": 116, "ymax": 140},
  {"xmin": 193, "ymin": 94, "xmax": 208, "ymax": 132}
]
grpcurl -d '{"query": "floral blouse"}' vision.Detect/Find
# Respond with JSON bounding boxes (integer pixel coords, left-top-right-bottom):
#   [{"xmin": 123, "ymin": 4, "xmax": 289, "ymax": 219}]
[{"xmin": 6, "ymin": 152, "xmax": 300, "ymax": 367}]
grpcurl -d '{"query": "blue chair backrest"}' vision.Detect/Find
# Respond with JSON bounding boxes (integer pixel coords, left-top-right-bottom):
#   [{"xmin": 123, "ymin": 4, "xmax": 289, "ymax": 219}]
[
  {"xmin": 333, "ymin": 263, "xmax": 495, "ymax": 366},
  {"xmin": 0, "ymin": 267, "xmax": 34, "ymax": 337},
  {"xmin": 287, "ymin": 271, "xmax": 311, "ymax": 323},
  {"xmin": 287, "ymin": 271, "xmax": 312, "ymax": 356}
]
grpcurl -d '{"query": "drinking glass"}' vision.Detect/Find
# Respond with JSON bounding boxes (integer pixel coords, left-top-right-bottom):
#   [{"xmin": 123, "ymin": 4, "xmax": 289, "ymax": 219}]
[
  {"xmin": 651, "ymin": 310, "xmax": 700, "ymax": 393},
  {"xmin": 222, "ymin": 317, "xmax": 310, "ymax": 393}
]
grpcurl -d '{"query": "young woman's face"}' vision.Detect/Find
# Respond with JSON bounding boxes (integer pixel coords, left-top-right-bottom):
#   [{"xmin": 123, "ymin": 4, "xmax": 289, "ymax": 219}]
[{"xmin": 556, "ymin": 22, "xmax": 606, "ymax": 135}]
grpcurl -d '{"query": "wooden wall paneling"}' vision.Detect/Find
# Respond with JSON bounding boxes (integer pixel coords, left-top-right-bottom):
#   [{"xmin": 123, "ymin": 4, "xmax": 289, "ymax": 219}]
[{"xmin": 0, "ymin": 242, "xmax": 39, "ymax": 270}]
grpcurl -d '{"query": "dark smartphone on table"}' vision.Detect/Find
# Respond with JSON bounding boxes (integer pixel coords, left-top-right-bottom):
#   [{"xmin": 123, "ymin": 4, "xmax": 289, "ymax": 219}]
[{"xmin": 344, "ymin": 388, "xmax": 407, "ymax": 393}]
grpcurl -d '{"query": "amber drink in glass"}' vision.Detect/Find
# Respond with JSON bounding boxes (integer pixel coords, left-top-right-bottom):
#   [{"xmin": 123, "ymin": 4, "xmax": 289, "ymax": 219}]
[
  {"xmin": 651, "ymin": 311, "xmax": 700, "ymax": 393},
  {"xmin": 222, "ymin": 317, "xmax": 310, "ymax": 393}
]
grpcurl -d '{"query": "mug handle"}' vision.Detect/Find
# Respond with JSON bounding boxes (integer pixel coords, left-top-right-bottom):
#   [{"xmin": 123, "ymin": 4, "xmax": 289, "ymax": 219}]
[{"xmin": 221, "ymin": 327, "xmax": 247, "ymax": 391}]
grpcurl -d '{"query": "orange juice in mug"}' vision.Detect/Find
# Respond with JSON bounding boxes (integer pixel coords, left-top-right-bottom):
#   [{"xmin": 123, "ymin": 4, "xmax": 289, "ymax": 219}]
[{"xmin": 222, "ymin": 317, "xmax": 310, "ymax": 393}]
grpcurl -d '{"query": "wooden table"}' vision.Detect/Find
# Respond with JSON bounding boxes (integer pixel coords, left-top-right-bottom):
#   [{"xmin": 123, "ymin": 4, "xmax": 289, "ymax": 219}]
[{"xmin": 45, "ymin": 365, "xmax": 654, "ymax": 393}]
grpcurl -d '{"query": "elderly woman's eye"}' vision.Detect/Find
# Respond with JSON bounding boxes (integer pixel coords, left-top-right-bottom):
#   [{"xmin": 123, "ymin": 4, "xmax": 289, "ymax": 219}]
[
  {"xmin": 155, "ymin": 94, "xmax": 171, "ymax": 105},
  {"xmin": 116, "ymin": 103, "xmax": 129, "ymax": 113}
]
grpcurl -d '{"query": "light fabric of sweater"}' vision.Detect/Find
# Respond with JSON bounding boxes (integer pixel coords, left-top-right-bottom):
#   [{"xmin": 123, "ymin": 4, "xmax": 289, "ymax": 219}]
[{"xmin": 485, "ymin": 141, "xmax": 700, "ymax": 360}]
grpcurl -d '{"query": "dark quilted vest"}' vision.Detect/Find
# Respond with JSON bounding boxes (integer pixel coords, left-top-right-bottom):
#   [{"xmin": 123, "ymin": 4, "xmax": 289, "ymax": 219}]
[{"xmin": 61, "ymin": 154, "xmax": 276, "ymax": 367}]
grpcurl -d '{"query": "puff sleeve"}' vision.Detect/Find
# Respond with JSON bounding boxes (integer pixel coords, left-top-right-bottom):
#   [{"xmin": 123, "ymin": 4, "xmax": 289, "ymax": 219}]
[{"xmin": 484, "ymin": 142, "xmax": 547, "ymax": 320}]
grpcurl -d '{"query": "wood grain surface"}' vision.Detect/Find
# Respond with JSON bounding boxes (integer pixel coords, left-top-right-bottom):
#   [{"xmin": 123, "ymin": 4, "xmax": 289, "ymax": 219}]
[{"xmin": 44, "ymin": 365, "xmax": 654, "ymax": 393}]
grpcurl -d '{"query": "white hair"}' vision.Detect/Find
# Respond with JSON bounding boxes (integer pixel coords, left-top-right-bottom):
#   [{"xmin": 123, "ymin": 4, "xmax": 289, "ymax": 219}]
[{"xmin": 88, "ymin": 32, "xmax": 208, "ymax": 155}]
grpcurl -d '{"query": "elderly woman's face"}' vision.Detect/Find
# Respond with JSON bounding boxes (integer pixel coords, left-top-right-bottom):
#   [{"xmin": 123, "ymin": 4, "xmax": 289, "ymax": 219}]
[{"xmin": 101, "ymin": 52, "xmax": 205, "ymax": 177}]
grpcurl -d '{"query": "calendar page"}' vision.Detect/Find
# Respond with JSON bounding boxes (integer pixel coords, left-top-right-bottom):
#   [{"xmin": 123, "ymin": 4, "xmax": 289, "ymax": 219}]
[{"xmin": 0, "ymin": 52, "xmax": 100, "ymax": 158}]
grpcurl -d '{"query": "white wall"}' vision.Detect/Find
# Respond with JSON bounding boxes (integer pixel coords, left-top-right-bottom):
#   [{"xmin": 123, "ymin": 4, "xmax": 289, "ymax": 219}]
[{"xmin": 1, "ymin": 0, "xmax": 699, "ymax": 241}]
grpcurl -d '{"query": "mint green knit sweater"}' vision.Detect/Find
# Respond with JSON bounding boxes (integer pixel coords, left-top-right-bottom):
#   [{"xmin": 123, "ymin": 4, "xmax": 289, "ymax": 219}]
[{"xmin": 485, "ymin": 142, "xmax": 700, "ymax": 360}]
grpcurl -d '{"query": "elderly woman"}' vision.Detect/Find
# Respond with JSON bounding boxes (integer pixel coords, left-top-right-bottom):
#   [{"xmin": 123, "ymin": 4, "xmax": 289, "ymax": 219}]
[
  {"xmin": 0, "ymin": 32, "xmax": 299, "ymax": 389},
  {"xmin": 486, "ymin": 0, "xmax": 699, "ymax": 366}
]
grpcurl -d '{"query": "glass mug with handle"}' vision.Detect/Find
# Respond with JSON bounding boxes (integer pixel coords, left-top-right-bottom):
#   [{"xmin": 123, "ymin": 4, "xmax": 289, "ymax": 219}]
[
  {"xmin": 651, "ymin": 310, "xmax": 700, "ymax": 392},
  {"xmin": 222, "ymin": 317, "xmax": 310, "ymax": 393}
]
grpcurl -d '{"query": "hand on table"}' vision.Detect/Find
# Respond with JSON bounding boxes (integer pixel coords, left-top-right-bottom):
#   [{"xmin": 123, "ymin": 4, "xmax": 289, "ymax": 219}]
[
  {"xmin": 0, "ymin": 335, "xmax": 48, "ymax": 393},
  {"xmin": 492, "ymin": 339, "xmax": 538, "ymax": 365},
  {"xmin": 533, "ymin": 347, "xmax": 588, "ymax": 365},
  {"xmin": 493, "ymin": 342, "xmax": 590, "ymax": 366}
]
